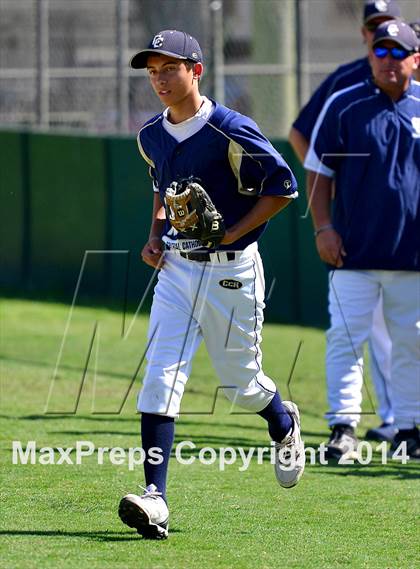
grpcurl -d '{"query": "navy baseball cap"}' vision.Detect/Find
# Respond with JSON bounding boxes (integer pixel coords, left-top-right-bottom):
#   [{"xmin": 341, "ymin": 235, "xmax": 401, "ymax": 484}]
[
  {"xmin": 363, "ymin": 0, "xmax": 400, "ymax": 24},
  {"xmin": 130, "ymin": 30, "xmax": 203, "ymax": 69},
  {"xmin": 373, "ymin": 20, "xmax": 420, "ymax": 51}
]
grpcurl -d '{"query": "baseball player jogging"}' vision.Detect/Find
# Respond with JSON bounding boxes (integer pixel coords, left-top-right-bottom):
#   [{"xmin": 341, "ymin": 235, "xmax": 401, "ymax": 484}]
[{"xmin": 118, "ymin": 29, "xmax": 304, "ymax": 539}]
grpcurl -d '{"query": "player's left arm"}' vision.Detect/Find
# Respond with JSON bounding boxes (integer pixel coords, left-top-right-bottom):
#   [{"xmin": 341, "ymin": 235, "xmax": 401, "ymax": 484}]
[
  {"xmin": 221, "ymin": 115, "xmax": 298, "ymax": 245},
  {"xmin": 227, "ymin": 114, "xmax": 298, "ymax": 201},
  {"xmin": 221, "ymin": 195, "xmax": 291, "ymax": 245}
]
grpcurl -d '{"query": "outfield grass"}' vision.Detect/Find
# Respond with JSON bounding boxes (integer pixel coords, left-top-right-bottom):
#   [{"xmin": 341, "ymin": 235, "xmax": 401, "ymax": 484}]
[{"xmin": 1, "ymin": 298, "xmax": 419, "ymax": 569}]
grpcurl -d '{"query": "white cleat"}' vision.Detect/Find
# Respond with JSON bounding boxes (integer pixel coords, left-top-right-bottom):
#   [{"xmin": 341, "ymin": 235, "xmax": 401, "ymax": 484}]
[
  {"xmin": 118, "ymin": 484, "xmax": 169, "ymax": 539},
  {"xmin": 274, "ymin": 401, "xmax": 305, "ymax": 488}
]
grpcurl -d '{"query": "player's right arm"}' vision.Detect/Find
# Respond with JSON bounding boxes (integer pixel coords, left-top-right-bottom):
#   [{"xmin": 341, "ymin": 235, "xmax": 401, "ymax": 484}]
[
  {"xmin": 304, "ymin": 93, "xmax": 347, "ymax": 268},
  {"xmin": 137, "ymin": 125, "xmax": 167, "ymax": 269},
  {"xmin": 141, "ymin": 193, "xmax": 166, "ymax": 269},
  {"xmin": 306, "ymin": 171, "xmax": 345, "ymax": 268}
]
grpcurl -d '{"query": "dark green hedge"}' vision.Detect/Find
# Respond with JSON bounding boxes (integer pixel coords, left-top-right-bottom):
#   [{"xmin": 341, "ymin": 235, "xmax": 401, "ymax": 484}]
[{"xmin": 0, "ymin": 130, "xmax": 327, "ymax": 327}]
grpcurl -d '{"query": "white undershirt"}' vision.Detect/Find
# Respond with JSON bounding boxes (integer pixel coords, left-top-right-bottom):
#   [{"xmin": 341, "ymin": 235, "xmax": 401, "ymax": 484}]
[{"xmin": 162, "ymin": 96, "xmax": 214, "ymax": 143}]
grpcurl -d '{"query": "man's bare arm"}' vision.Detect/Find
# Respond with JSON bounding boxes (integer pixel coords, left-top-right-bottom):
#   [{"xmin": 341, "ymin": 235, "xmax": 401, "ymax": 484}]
[
  {"xmin": 289, "ymin": 126, "xmax": 309, "ymax": 164},
  {"xmin": 306, "ymin": 170, "xmax": 346, "ymax": 267}
]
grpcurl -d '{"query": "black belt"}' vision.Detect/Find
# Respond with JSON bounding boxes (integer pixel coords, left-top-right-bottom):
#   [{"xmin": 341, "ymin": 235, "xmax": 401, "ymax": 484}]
[{"xmin": 179, "ymin": 251, "xmax": 236, "ymax": 262}]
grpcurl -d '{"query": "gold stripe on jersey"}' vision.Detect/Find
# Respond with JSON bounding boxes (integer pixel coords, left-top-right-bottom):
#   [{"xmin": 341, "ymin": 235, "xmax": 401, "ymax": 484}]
[
  {"xmin": 137, "ymin": 134, "xmax": 155, "ymax": 169},
  {"xmin": 228, "ymin": 139, "xmax": 244, "ymax": 193}
]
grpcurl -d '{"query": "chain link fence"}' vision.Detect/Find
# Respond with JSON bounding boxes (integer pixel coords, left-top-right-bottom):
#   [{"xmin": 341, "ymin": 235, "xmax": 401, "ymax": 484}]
[{"xmin": 0, "ymin": 0, "xmax": 419, "ymax": 138}]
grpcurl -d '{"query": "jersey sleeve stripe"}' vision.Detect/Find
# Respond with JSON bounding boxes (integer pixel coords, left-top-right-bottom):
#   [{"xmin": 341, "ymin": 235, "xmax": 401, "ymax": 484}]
[
  {"xmin": 326, "ymin": 60, "xmax": 367, "ymax": 98},
  {"xmin": 209, "ymin": 120, "xmax": 295, "ymax": 197},
  {"xmin": 207, "ymin": 121, "xmax": 267, "ymax": 194},
  {"xmin": 304, "ymin": 81, "xmax": 365, "ymax": 175},
  {"xmin": 283, "ymin": 191, "xmax": 299, "ymax": 199},
  {"xmin": 304, "ymin": 154, "xmax": 335, "ymax": 177},
  {"xmin": 137, "ymin": 134, "xmax": 155, "ymax": 168},
  {"xmin": 136, "ymin": 114, "xmax": 164, "ymax": 168},
  {"xmin": 337, "ymin": 93, "xmax": 379, "ymax": 140},
  {"xmin": 228, "ymin": 139, "xmax": 244, "ymax": 194}
]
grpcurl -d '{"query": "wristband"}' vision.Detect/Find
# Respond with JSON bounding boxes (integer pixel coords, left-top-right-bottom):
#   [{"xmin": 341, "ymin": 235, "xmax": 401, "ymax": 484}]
[{"xmin": 314, "ymin": 224, "xmax": 333, "ymax": 237}]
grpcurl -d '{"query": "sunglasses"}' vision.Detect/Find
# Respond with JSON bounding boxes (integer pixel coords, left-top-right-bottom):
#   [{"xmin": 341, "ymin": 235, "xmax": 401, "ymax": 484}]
[{"xmin": 373, "ymin": 46, "xmax": 413, "ymax": 60}]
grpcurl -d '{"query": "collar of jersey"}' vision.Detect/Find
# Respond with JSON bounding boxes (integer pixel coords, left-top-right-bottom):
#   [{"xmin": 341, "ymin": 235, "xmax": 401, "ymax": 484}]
[
  {"xmin": 162, "ymin": 96, "xmax": 214, "ymax": 127},
  {"xmin": 368, "ymin": 77, "xmax": 417, "ymax": 101}
]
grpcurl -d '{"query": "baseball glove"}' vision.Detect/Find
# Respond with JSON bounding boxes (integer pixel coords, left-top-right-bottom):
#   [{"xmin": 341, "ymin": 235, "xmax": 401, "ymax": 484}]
[{"xmin": 164, "ymin": 178, "xmax": 225, "ymax": 249}]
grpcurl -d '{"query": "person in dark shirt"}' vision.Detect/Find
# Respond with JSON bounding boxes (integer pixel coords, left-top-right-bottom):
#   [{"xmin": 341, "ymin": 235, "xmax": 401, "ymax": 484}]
[
  {"xmin": 305, "ymin": 20, "xmax": 420, "ymax": 461},
  {"xmin": 290, "ymin": 0, "xmax": 403, "ymax": 445}
]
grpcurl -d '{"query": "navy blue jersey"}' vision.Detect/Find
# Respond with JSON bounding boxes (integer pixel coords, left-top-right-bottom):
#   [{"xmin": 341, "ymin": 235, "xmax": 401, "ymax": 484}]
[
  {"xmin": 293, "ymin": 57, "xmax": 371, "ymax": 140},
  {"xmin": 305, "ymin": 79, "xmax": 420, "ymax": 271},
  {"xmin": 137, "ymin": 100, "xmax": 298, "ymax": 251}
]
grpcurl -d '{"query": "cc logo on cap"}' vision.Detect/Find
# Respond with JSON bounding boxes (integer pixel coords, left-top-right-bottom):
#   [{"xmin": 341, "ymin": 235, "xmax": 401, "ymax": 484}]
[
  {"xmin": 374, "ymin": 0, "xmax": 388, "ymax": 12},
  {"xmin": 387, "ymin": 23, "xmax": 399, "ymax": 36},
  {"xmin": 152, "ymin": 34, "xmax": 164, "ymax": 48}
]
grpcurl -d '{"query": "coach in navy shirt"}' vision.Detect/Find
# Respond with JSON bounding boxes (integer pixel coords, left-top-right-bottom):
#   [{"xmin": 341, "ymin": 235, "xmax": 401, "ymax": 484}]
[
  {"xmin": 305, "ymin": 21, "xmax": 420, "ymax": 459},
  {"xmin": 290, "ymin": 1, "xmax": 403, "ymax": 447},
  {"xmin": 290, "ymin": 0, "xmax": 401, "ymax": 161}
]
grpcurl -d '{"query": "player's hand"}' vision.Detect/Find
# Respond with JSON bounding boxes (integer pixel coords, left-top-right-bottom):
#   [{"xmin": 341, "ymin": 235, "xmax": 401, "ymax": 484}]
[
  {"xmin": 315, "ymin": 229, "xmax": 346, "ymax": 267},
  {"xmin": 141, "ymin": 237, "xmax": 164, "ymax": 269}
]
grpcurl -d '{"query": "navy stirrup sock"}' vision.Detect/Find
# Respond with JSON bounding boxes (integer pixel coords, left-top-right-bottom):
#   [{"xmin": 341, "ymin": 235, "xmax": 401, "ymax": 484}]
[
  {"xmin": 141, "ymin": 413, "xmax": 175, "ymax": 502},
  {"xmin": 257, "ymin": 391, "xmax": 293, "ymax": 443}
]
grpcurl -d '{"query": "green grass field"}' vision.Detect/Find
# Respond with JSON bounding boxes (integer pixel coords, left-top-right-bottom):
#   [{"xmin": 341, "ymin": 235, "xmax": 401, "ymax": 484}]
[{"xmin": 1, "ymin": 298, "xmax": 419, "ymax": 569}]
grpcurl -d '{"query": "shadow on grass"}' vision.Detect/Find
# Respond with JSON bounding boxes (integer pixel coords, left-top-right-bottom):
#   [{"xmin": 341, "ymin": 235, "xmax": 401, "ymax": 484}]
[
  {"xmin": 309, "ymin": 459, "xmax": 420, "ymax": 480},
  {"xmin": 49, "ymin": 431, "xmax": 265, "ymax": 446},
  {"xmin": 0, "ymin": 414, "xmax": 140, "ymax": 422},
  {"xmin": 178, "ymin": 419, "xmax": 328, "ymax": 438},
  {"xmin": 48, "ymin": 427, "xmax": 328, "ymax": 439},
  {"xmin": 0, "ymin": 355, "xmax": 132, "ymax": 382},
  {"xmin": 49, "ymin": 429, "xmax": 142, "ymax": 437},
  {"xmin": 0, "ymin": 529, "xmax": 181, "ymax": 541},
  {"xmin": 4, "ymin": 413, "xmax": 328, "ymax": 440}
]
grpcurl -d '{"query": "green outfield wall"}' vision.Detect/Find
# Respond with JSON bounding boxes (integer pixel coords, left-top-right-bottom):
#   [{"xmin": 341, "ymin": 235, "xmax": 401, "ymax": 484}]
[{"xmin": 0, "ymin": 130, "xmax": 328, "ymax": 327}]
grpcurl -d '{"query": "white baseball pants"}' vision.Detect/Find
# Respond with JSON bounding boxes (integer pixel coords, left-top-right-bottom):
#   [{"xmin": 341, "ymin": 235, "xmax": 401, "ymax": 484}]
[
  {"xmin": 368, "ymin": 294, "xmax": 394, "ymax": 424},
  {"xmin": 326, "ymin": 270, "xmax": 420, "ymax": 429},
  {"xmin": 137, "ymin": 243, "xmax": 277, "ymax": 417}
]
